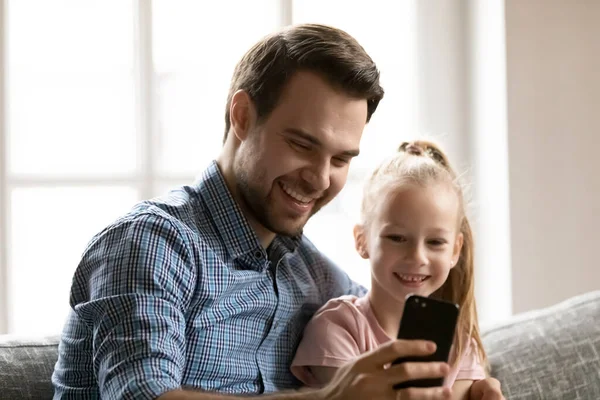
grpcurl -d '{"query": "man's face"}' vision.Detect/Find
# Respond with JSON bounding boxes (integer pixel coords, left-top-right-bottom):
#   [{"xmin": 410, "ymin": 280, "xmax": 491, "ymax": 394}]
[{"xmin": 234, "ymin": 71, "xmax": 368, "ymax": 238}]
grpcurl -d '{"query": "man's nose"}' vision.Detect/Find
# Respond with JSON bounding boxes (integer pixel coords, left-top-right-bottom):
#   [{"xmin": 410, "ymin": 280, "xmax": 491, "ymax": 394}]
[{"xmin": 301, "ymin": 160, "xmax": 331, "ymax": 192}]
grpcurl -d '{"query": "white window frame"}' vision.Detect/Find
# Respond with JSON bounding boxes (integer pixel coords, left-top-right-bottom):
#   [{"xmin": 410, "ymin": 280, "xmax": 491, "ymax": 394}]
[
  {"xmin": 0, "ymin": 0, "xmax": 294, "ymax": 334},
  {"xmin": 0, "ymin": 0, "xmax": 8, "ymax": 333}
]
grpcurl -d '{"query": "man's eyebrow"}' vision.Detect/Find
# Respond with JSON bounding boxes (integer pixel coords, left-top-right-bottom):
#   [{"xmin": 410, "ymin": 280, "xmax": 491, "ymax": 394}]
[
  {"xmin": 284, "ymin": 128, "xmax": 360, "ymax": 157},
  {"xmin": 284, "ymin": 128, "xmax": 321, "ymax": 146},
  {"xmin": 341, "ymin": 148, "xmax": 360, "ymax": 157}
]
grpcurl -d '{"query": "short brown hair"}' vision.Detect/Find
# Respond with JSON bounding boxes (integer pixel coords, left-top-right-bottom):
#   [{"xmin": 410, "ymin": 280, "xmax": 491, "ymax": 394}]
[{"xmin": 223, "ymin": 23, "xmax": 384, "ymax": 142}]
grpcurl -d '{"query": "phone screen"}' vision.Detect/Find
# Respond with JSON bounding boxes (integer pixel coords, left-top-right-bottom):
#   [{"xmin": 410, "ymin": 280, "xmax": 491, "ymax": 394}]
[{"xmin": 392, "ymin": 294, "xmax": 459, "ymax": 389}]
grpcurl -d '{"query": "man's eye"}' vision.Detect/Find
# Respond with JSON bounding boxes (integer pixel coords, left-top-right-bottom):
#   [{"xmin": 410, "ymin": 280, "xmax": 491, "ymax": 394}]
[
  {"xmin": 333, "ymin": 157, "xmax": 350, "ymax": 166},
  {"xmin": 290, "ymin": 140, "xmax": 310, "ymax": 150}
]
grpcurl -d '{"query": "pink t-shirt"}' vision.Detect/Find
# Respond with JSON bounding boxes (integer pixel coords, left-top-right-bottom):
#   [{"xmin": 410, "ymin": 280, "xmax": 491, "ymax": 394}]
[{"xmin": 291, "ymin": 295, "xmax": 486, "ymax": 388}]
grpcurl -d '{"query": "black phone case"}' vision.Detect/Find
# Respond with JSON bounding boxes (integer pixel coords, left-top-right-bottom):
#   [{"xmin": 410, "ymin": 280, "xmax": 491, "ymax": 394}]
[{"xmin": 392, "ymin": 295, "xmax": 459, "ymax": 390}]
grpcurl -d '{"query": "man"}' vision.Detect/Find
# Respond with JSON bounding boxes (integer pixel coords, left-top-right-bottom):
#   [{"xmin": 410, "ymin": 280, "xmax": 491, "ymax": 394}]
[{"xmin": 53, "ymin": 24, "xmax": 503, "ymax": 400}]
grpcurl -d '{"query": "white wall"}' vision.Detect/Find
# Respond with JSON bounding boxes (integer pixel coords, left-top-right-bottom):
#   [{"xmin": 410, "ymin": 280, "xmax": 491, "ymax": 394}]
[
  {"xmin": 415, "ymin": 0, "xmax": 513, "ymax": 327},
  {"xmin": 0, "ymin": 0, "xmax": 7, "ymax": 334},
  {"xmin": 465, "ymin": 0, "xmax": 513, "ymax": 325},
  {"xmin": 505, "ymin": 0, "xmax": 600, "ymax": 313},
  {"xmin": 414, "ymin": 0, "xmax": 469, "ymax": 169},
  {"xmin": 416, "ymin": 0, "xmax": 600, "ymax": 320}
]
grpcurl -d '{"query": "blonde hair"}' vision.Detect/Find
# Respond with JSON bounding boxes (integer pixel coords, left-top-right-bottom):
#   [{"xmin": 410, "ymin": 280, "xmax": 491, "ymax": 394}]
[{"xmin": 360, "ymin": 140, "xmax": 488, "ymax": 370}]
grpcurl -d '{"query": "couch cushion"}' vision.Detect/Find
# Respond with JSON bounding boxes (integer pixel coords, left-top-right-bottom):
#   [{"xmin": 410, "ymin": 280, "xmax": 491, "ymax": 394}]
[
  {"xmin": 483, "ymin": 290, "xmax": 600, "ymax": 400},
  {"xmin": 0, "ymin": 334, "xmax": 60, "ymax": 399}
]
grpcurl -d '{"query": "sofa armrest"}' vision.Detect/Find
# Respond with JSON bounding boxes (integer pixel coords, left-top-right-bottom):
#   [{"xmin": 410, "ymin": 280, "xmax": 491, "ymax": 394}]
[{"xmin": 482, "ymin": 291, "xmax": 600, "ymax": 400}]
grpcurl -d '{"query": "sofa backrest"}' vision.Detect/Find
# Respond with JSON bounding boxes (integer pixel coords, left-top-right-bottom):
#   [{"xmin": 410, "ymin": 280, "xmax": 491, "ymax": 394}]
[{"xmin": 483, "ymin": 290, "xmax": 600, "ymax": 399}]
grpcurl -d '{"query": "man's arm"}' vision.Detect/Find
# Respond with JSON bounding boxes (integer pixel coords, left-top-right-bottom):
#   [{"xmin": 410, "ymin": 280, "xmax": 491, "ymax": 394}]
[
  {"xmin": 158, "ymin": 340, "xmax": 453, "ymax": 400},
  {"xmin": 70, "ymin": 213, "xmax": 195, "ymax": 399},
  {"xmin": 157, "ymin": 388, "xmax": 323, "ymax": 400}
]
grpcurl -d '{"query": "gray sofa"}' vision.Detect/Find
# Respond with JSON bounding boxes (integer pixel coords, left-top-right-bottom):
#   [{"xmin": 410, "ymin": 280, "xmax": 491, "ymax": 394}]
[{"xmin": 1, "ymin": 290, "xmax": 599, "ymax": 399}]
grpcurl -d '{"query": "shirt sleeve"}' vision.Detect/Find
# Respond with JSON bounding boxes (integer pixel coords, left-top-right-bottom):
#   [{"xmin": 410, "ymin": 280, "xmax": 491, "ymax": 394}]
[
  {"xmin": 69, "ymin": 212, "xmax": 196, "ymax": 399},
  {"xmin": 291, "ymin": 300, "xmax": 362, "ymax": 386},
  {"xmin": 324, "ymin": 256, "xmax": 368, "ymax": 299},
  {"xmin": 300, "ymin": 236, "xmax": 368, "ymax": 301},
  {"xmin": 454, "ymin": 339, "xmax": 487, "ymax": 382}
]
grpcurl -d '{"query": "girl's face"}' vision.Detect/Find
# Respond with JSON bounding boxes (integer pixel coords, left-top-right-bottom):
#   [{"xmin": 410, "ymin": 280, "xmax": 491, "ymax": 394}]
[{"xmin": 355, "ymin": 183, "xmax": 464, "ymax": 303}]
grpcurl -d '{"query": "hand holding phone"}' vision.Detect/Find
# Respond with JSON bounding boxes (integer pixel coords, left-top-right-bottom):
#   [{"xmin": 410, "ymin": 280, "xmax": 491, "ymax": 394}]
[{"xmin": 392, "ymin": 294, "xmax": 459, "ymax": 390}]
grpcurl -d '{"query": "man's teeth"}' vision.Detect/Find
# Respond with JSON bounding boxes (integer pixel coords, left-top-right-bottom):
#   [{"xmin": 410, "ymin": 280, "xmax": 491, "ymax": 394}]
[
  {"xmin": 397, "ymin": 274, "xmax": 428, "ymax": 282},
  {"xmin": 280, "ymin": 182, "xmax": 312, "ymax": 204}
]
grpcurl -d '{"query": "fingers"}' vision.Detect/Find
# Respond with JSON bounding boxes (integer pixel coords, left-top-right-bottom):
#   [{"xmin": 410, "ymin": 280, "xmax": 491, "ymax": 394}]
[
  {"xmin": 396, "ymin": 386, "xmax": 452, "ymax": 400},
  {"xmin": 333, "ymin": 340, "xmax": 454, "ymax": 400},
  {"xmin": 385, "ymin": 361, "xmax": 449, "ymax": 386},
  {"xmin": 355, "ymin": 339, "xmax": 437, "ymax": 370}
]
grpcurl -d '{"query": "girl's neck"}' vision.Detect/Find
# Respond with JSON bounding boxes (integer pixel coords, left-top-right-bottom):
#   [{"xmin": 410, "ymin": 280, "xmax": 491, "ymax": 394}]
[{"xmin": 367, "ymin": 280, "xmax": 405, "ymax": 339}]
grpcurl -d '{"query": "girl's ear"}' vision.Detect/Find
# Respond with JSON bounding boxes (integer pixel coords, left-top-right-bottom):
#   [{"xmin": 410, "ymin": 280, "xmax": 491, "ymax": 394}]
[
  {"xmin": 451, "ymin": 232, "xmax": 464, "ymax": 268},
  {"xmin": 353, "ymin": 224, "xmax": 370, "ymax": 259}
]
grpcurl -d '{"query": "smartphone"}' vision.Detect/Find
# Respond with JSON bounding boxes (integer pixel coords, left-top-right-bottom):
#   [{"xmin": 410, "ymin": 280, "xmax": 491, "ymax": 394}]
[{"xmin": 392, "ymin": 294, "xmax": 459, "ymax": 390}]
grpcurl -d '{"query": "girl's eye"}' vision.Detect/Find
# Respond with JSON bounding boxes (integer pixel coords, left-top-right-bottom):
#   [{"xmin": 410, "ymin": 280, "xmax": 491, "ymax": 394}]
[
  {"xmin": 428, "ymin": 239, "xmax": 447, "ymax": 246},
  {"xmin": 386, "ymin": 235, "xmax": 406, "ymax": 243}
]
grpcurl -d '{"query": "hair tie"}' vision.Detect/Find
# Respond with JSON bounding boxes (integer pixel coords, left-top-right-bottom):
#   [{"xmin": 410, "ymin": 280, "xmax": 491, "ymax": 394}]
[{"xmin": 398, "ymin": 142, "xmax": 424, "ymax": 156}]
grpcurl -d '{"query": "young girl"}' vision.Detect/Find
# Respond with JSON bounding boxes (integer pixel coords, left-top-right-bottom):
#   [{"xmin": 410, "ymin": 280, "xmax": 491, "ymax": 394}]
[{"xmin": 291, "ymin": 140, "xmax": 489, "ymax": 399}]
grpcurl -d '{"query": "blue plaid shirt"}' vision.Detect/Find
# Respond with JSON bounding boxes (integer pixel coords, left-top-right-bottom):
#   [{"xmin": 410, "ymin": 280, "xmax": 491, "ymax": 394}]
[{"xmin": 52, "ymin": 161, "xmax": 365, "ymax": 399}]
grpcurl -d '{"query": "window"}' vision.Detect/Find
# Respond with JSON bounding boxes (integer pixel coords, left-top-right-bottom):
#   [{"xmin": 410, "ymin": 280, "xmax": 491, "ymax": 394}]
[
  {"xmin": 0, "ymin": 0, "xmax": 416, "ymax": 335},
  {"xmin": 295, "ymin": 0, "xmax": 417, "ymax": 286},
  {"xmin": 3, "ymin": 0, "xmax": 140, "ymax": 335},
  {"xmin": 151, "ymin": 0, "xmax": 282, "ymax": 180}
]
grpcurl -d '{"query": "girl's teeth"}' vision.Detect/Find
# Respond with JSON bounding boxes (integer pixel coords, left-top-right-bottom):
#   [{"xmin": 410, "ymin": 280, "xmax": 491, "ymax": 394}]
[{"xmin": 398, "ymin": 274, "xmax": 427, "ymax": 282}]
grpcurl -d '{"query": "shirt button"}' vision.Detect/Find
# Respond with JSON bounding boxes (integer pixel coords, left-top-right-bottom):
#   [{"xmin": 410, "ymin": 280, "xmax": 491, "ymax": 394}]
[{"xmin": 254, "ymin": 250, "xmax": 263, "ymax": 259}]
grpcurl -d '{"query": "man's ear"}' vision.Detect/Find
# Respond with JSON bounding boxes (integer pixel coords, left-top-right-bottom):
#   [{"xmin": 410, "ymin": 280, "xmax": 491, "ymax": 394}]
[
  {"xmin": 229, "ymin": 90, "xmax": 255, "ymax": 142},
  {"xmin": 353, "ymin": 224, "xmax": 369, "ymax": 259},
  {"xmin": 451, "ymin": 232, "xmax": 464, "ymax": 268}
]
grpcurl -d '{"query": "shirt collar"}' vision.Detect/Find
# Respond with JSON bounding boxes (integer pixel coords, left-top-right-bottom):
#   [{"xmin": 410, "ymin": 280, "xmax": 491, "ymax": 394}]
[{"xmin": 197, "ymin": 160, "xmax": 301, "ymax": 265}]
